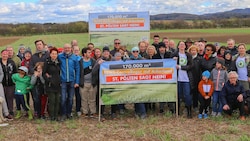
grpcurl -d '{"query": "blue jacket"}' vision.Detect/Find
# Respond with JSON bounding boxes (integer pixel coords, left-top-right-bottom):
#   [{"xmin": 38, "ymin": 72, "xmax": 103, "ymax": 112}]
[
  {"xmin": 58, "ymin": 53, "xmax": 80, "ymax": 84},
  {"xmin": 220, "ymin": 80, "xmax": 246, "ymax": 106}
]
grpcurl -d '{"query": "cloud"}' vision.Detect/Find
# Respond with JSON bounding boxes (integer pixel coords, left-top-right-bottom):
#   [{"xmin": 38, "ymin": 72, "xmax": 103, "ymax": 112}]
[{"xmin": 0, "ymin": 0, "xmax": 250, "ymax": 23}]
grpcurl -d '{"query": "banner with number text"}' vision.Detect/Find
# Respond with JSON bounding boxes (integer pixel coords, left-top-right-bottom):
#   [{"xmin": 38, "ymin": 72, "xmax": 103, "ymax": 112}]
[
  {"xmin": 99, "ymin": 59, "xmax": 177, "ymax": 105},
  {"xmin": 89, "ymin": 12, "xmax": 150, "ymax": 32}
]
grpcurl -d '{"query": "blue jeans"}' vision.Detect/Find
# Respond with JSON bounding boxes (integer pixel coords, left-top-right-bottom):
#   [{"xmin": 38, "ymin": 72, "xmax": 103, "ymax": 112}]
[
  {"xmin": 212, "ymin": 91, "xmax": 222, "ymax": 113},
  {"xmin": 178, "ymin": 81, "xmax": 192, "ymax": 106},
  {"xmin": 135, "ymin": 103, "xmax": 146, "ymax": 116},
  {"xmin": 61, "ymin": 82, "xmax": 75, "ymax": 116}
]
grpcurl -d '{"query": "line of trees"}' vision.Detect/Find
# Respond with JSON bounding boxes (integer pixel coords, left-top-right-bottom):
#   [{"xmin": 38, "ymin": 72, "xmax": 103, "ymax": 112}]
[{"xmin": 0, "ymin": 18, "xmax": 250, "ymax": 36}]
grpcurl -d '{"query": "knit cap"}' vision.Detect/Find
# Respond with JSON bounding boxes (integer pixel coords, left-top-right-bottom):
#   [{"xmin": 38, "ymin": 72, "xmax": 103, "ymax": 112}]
[
  {"xmin": 202, "ymin": 70, "xmax": 210, "ymax": 78},
  {"xmin": 217, "ymin": 58, "xmax": 225, "ymax": 66}
]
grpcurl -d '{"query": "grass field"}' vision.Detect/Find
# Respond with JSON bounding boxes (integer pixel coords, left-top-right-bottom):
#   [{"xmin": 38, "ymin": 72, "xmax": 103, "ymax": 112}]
[{"xmin": 1, "ymin": 28, "xmax": 250, "ymax": 51}]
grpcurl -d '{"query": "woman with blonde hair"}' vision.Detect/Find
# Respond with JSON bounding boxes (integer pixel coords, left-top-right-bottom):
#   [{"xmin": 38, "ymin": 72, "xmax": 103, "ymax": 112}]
[{"xmin": 145, "ymin": 45, "xmax": 157, "ymax": 59}]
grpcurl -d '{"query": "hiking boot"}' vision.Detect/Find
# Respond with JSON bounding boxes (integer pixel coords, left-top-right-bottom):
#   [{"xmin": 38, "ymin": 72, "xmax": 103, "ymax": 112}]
[
  {"xmin": 77, "ymin": 111, "xmax": 82, "ymax": 117},
  {"xmin": 159, "ymin": 109, "xmax": 164, "ymax": 114},
  {"xmin": 90, "ymin": 113, "xmax": 98, "ymax": 118},
  {"xmin": 15, "ymin": 110, "xmax": 21, "ymax": 119},
  {"xmin": 84, "ymin": 114, "xmax": 89, "ymax": 118},
  {"xmin": 204, "ymin": 114, "xmax": 208, "ymax": 119},
  {"xmin": 211, "ymin": 111, "xmax": 217, "ymax": 117},
  {"xmin": 198, "ymin": 114, "xmax": 202, "ymax": 119},
  {"xmin": 140, "ymin": 114, "xmax": 146, "ymax": 119},
  {"xmin": 216, "ymin": 112, "xmax": 222, "ymax": 117},
  {"xmin": 240, "ymin": 116, "xmax": 246, "ymax": 121},
  {"xmin": 5, "ymin": 114, "xmax": 13, "ymax": 120},
  {"xmin": 28, "ymin": 110, "xmax": 33, "ymax": 120}
]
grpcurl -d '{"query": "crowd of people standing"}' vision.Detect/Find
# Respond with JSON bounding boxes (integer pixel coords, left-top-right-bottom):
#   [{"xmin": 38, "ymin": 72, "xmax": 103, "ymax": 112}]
[{"xmin": 0, "ymin": 35, "xmax": 249, "ymax": 122}]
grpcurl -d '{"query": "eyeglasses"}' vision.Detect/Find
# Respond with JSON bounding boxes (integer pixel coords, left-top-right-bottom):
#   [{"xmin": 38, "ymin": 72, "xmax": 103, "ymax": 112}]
[
  {"xmin": 114, "ymin": 42, "xmax": 120, "ymax": 45},
  {"xmin": 133, "ymin": 51, "xmax": 139, "ymax": 53}
]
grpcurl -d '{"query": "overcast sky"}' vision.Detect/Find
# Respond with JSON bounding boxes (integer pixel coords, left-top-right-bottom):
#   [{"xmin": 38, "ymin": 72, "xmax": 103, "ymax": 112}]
[{"xmin": 0, "ymin": 0, "xmax": 250, "ymax": 23}]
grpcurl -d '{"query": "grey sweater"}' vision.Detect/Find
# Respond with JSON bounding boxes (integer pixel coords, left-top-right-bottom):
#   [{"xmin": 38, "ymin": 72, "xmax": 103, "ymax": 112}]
[{"xmin": 210, "ymin": 68, "xmax": 228, "ymax": 91}]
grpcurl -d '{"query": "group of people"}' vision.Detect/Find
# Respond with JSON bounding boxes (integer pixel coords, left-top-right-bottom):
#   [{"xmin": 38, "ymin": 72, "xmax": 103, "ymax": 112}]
[{"xmin": 0, "ymin": 35, "xmax": 249, "ymax": 122}]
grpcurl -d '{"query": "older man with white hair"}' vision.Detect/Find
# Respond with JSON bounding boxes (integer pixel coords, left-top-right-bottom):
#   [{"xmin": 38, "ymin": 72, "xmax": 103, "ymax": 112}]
[{"xmin": 221, "ymin": 71, "xmax": 246, "ymax": 120}]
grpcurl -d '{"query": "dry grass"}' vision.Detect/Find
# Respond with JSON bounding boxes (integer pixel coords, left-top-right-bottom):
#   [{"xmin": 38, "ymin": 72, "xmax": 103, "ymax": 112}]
[{"xmin": 1, "ymin": 109, "xmax": 250, "ymax": 141}]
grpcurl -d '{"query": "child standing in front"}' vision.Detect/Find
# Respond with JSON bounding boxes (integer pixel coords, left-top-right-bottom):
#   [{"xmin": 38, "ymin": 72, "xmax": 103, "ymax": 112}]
[
  {"xmin": 198, "ymin": 70, "xmax": 214, "ymax": 119},
  {"xmin": 210, "ymin": 58, "xmax": 228, "ymax": 117},
  {"xmin": 12, "ymin": 66, "xmax": 33, "ymax": 120}
]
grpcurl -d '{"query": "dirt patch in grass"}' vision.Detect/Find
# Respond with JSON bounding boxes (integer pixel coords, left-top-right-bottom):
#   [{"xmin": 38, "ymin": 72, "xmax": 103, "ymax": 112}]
[
  {"xmin": 151, "ymin": 32, "xmax": 250, "ymax": 44},
  {"xmin": 0, "ymin": 36, "xmax": 22, "ymax": 47}
]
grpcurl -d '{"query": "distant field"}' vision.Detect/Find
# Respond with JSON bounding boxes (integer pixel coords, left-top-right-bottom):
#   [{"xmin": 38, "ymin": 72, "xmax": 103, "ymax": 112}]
[
  {"xmin": 1, "ymin": 28, "xmax": 250, "ymax": 52},
  {"xmin": 151, "ymin": 28, "xmax": 250, "ymax": 34}
]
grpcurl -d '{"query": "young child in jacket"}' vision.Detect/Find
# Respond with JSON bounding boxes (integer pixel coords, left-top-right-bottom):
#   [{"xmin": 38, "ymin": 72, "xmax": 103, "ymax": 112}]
[
  {"xmin": 198, "ymin": 70, "xmax": 214, "ymax": 119},
  {"xmin": 12, "ymin": 66, "xmax": 33, "ymax": 120},
  {"xmin": 31, "ymin": 62, "xmax": 46, "ymax": 119},
  {"xmin": 210, "ymin": 58, "xmax": 228, "ymax": 117}
]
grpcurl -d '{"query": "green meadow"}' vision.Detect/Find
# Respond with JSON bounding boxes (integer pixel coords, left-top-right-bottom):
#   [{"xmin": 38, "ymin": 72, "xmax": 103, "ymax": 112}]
[{"xmin": 2, "ymin": 28, "xmax": 250, "ymax": 52}]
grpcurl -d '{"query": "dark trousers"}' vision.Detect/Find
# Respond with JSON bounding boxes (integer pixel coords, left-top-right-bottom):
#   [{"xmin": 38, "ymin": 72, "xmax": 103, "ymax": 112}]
[
  {"xmin": 75, "ymin": 87, "xmax": 81, "ymax": 112},
  {"xmin": 198, "ymin": 94, "xmax": 211, "ymax": 114},
  {"xmin": 4, "ymin": 86, "xmax": 15, "ymax": 113},
  {"xmin": 31, "ymin": 86, "xmax": 41, "ymax": 116},
  {"xmin": 191, "ymin": 88, "xmax": 199, "ymax": 108},
  {"xmin": 48, "ymin": 92, "xmax": 60, "ymax": 119},
  {"xmin": 223, "ymin": 101, "xmax": 245, "ymax": 116},
  {"xmin": 15, "ymin": 94, "xmax": 30, "ymax": 111}
]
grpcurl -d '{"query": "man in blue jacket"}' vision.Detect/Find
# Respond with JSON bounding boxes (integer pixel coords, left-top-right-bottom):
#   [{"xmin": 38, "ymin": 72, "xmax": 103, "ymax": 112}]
[
  {"xmin": 221, "ymin": 71, "xmax": 246, "ymax": 120},
  {"xmin": 58, "ymin": 43, "xmax": 80, "ymax": 120}
]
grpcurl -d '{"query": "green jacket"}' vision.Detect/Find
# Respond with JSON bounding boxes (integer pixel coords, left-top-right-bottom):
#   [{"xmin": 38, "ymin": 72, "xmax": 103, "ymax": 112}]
[{"xmin": 12, "ymin": 73, "xmax": 33, "ymax": 95}]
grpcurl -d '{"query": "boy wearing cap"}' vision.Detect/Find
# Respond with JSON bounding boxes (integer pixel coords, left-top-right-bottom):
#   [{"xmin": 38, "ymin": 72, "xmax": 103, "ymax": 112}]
[
  {"xmin": 12, "ymin": 66, "xmax": 33, "ymax": 120},
  {"xmin": 198, "ymin": 70, "xmax": 214, "ymax": 119}
]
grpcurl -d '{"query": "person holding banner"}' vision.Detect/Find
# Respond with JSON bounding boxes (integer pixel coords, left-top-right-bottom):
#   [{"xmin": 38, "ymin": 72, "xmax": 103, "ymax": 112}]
[
  {"xmin": 172, "ymin": 41, "xmax": 194, "ymax": 118},
  {"xmin": 152, "ymin": 42, "xmax": 173, "ymax": 113},
  {"xmin": 130, "ymin": 46, "xmax": 147, "ymax": 119}
]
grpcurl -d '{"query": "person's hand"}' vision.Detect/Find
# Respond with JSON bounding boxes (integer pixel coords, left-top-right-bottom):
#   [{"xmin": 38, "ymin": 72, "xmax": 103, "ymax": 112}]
[
  {"xmin": 248, "ymin": 77, "xmax": 250, "ymax": 82},
  {"xmin": 98, "ymin": 59, "xmax": 104, "ymax": 64},
  {"xmin": 176, "ymin": 65, "xmax": 180, "ymax": 70},
  {"xmin": 74, "ymin": 84, "xmax": 79, "ymax": 88},
  {"xmin": 34, "ymin": 71, "xmax": 39, "ymax": 77},
  {"xmin": 223, "ymin": 104, "xmax": 230, "ymax": 110},
  {"xmin": 173, "ymin": 57, "xmax": 178, "ymax": 60},
  {"xmin": 237, "ymin": 94, "xmax": 243, "ymax": 102},
  {"xmin": 46, "ymin": 73, "xmax": 51, "ymax": 78},
  {"xmin": 205, "ymin": 96, "xmax": 210, "ymax": 99}
]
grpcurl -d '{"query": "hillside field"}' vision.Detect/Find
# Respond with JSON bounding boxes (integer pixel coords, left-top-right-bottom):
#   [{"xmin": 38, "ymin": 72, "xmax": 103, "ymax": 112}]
[{"xmin": 1, "ymin": 28, "xmax": 250, "ymax": 51}]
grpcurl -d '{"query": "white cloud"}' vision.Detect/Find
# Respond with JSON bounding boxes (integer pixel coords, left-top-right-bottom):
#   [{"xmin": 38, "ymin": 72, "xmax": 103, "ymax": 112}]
[
  {"xmin": 0, "ymin": 0, "xmax": 250, "ymax": 23},
  {"xmin": 0, "ymin": 6, "xmax": 11, "ymax": 14}
]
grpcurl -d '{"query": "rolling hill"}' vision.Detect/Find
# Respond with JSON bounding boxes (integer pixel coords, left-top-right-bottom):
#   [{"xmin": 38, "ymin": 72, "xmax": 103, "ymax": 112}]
[{"xmin": 150, "ymin": 8, "xmax": 250, "ymax": 20}]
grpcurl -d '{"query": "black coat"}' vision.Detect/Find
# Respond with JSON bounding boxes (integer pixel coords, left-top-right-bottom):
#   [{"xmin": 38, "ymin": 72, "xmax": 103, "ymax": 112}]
[
  {"xmin": 43, "ymin": 57, "xmax": 61, "ymax": 93},
  {"xmin": 152, "ymin": 52, "xmax": 172, "ymax": 59},
  {"xmin": 0, "ymin": 58, "xmax": 17, "ymax": 86},
  {"xmin": 200, "ymin": 56, "xmax": 217, "ymax": 72},
  {"xmin": 172, "ymin": 51, "xmax": 195, "ymax": 89},
  {"xmin": 30, "ymin": 51, "xmax": 50, "ymax": 74},
  {"xmin": 191, "ymin": 55, "xmax": 202, "ymax": 88}
]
